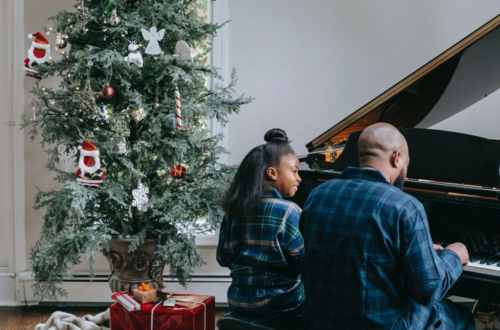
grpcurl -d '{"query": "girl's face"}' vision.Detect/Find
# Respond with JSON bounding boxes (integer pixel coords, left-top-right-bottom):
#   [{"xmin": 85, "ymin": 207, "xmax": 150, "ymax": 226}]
[{"xmin": 266, "ymin": 154, "xmax": 301, "ymax": 197}]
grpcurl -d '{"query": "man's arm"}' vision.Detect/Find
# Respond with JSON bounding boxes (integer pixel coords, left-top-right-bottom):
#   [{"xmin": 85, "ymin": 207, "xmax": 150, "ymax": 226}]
[{"xmin": 400, "ymin": 204, "xmax": 464, "ymax": 306}]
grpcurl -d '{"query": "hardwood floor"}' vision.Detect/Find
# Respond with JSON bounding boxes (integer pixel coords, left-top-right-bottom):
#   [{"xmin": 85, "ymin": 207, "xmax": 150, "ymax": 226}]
[
  {"xmin": 1, "ymin": 306, "xmax": 495, "ymax": 329},
  {"xmin": 0, "ymin": 306, "xmax": 230, "ymax": 330}
]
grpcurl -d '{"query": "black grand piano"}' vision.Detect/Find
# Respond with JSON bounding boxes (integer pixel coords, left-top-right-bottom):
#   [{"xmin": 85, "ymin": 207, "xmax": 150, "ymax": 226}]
[{"xmin": 290, "ymin": 15, "xmax": 500, "ymax": 304}]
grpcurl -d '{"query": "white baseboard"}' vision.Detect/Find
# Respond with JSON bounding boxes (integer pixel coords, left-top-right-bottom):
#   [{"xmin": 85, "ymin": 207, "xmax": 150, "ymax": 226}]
[
  {"xmin": 0, "ymin": 274, "xmax": 17, "ymax": 306},
  {"xmin": 18, "ymin": 272, "xmax": 230, "ymax": 305}
]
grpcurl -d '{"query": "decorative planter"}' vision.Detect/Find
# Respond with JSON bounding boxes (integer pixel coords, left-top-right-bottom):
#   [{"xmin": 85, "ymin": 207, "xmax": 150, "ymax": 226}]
[{"xmin": 102, "ymin": 238, "xmax": 167, "ymax": 293}]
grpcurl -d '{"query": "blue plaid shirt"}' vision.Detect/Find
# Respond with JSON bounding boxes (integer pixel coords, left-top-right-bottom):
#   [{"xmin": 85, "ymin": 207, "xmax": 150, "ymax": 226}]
[
  {"xmin": 217, "ymin": 188, "xmax": 305, "ymax": 318},
  {"xmin": 300, "ymin": 167, "xmax": 463, "ymax": 329}
]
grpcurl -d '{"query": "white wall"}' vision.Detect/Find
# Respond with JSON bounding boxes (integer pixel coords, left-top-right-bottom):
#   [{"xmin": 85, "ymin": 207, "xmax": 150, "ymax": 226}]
[
  {"xmin": 1, "ymin": 0, "xmax": 25, "ymax": 305},
  {"xmin": 225, "ymin": 0, "xmax": 500, "ymax": 164}
]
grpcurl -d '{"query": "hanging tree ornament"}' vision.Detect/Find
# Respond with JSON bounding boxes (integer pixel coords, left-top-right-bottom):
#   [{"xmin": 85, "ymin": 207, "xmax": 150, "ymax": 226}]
[
  {"xmin": 102, "ymin": 85, "xmax": 114, "ymax": 98},
  {"xmin": 55, "ymin": 34, "xmax": 68, "ymax": 49},
  {"xmin": 109, "ymin": 8, "xmax": 121, "ymax": 26},
  {"xmin": 130, "ymin": 106, "xmax": 147, "ymax": 122},
  {"xmin": 102, "ymin": 65, "xmax": 115, "ymax": 98},
  {"xmin": 141, "ymin": 25, "xmax": 165, "ymax": 55},
  {"xmin": 102, "ymin": 0, "xmax": 117, "ymax": 14},
  {"xmin": 57, "ymin": 144, "xmax": 78, "ymax": 172},
  {"xmin": 175, "ymin": 40, "xmax": 193, "ymax": 63},
  {"xmin": 124, "ymin": 42, "xmax": 143, "ymax": 68},
  {"xmin": 114, "ymin": 137, "xmax": 130, "ymax": 155},
  {"xmin": 75, "ymin": 0, "xmax": 91, "ymax": 21},
  {"xmin": 174, "ymin": 87, "xmax": 182, "ymax": 129},
  {"xmin": 132, "ymin": 182, "xmax": 149, "ymax": 211},
  {"xmin": 76, "ymin": 140, "xmax": 106, "ymax": 187},
  {"xmin": 24, "ymin": 32, "xmax": 51, "ymax": 79},
  {"xmin": 75, "ymin": 79, "xmax": 101, "ymax": 113},
  {"xmin": 171, "ymin": 164, "xmax": 187, "ymax": 179}
]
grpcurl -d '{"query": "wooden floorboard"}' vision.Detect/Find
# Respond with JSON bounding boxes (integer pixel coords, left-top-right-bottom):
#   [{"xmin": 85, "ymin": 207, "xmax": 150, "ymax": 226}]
[
  {"xmin": 0, "ymin": 306, "xmax": 230, "ymax": 330},
  {"xmin": 0, "ymin": 306, "xmax": 497, "ymax": 329},
  {"xmin": 0, "ymin": 307, "xmax": 22, "ymax": 330}
]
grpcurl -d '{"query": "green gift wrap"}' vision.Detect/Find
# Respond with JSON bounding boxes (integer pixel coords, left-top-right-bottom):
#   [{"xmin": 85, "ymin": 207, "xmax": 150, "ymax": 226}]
[{"xmin": 102, "ymin": 0, "xmax": 117, "ymax": 14}]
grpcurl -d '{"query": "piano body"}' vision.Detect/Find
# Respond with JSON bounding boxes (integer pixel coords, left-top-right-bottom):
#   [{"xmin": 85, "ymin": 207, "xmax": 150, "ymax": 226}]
[{"xmin": 291, "ymin": 15, "xmax": 500, "ymax": 303}]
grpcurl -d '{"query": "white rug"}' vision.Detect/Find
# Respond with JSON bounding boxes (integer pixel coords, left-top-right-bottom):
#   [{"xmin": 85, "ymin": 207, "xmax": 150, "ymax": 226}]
[{"xmin": 35, "ymin": 309, "xmax": 110, "ymax": 330}]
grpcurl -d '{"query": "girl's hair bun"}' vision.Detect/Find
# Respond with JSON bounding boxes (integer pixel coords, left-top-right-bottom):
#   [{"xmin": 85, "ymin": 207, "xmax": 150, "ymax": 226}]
[{"xmin": 264, "ymin": 128, "xmax": 291, "ymax": 144}]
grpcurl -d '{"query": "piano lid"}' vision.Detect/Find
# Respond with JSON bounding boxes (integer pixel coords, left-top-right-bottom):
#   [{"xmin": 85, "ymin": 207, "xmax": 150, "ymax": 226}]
[
  {"xmin": 331, "ymin": 128, "xmax": 500, "ymax": 188},
  {"xmin": 307, "ymin": 14, "xmax": 500, "ymax": 152}
]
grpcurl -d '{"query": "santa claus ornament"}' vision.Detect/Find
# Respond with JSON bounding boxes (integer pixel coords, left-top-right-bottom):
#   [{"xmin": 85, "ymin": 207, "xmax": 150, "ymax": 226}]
[
  {"xmin": 76, "ymin": 140, "xmax": 106, "ymax": 187},
  {"xmin": 24, "ymin": 32, "xmax": 51, "ymax": 79}
]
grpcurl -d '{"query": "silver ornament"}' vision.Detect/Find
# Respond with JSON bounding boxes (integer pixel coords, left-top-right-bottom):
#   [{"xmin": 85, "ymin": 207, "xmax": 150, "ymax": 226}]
[{"xmin": 55, "ymin": 34, "xmax": 68, "ymax": 49}]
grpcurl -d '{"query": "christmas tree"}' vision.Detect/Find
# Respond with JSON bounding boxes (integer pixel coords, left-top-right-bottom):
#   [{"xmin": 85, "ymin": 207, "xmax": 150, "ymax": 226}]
[{"xmin": 18, "ymin": 0, "xmax": 250, "ymax": 300}]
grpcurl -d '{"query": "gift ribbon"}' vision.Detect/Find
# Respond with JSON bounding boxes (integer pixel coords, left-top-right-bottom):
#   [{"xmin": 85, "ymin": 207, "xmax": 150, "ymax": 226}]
[
  {"xmin": 151, "ymin": 301, "xmax": 163, "ymax": 330},
  {"xmin": 112, "ymin": 291, "xmax": 140, "ymax": 311},
  {"xmin": 138, "ymin": 283, "xmax": 153, "ymax": 302},
  {"xmin": 149, "ymin": 293, "xmax": 208, "ymax": 330}
]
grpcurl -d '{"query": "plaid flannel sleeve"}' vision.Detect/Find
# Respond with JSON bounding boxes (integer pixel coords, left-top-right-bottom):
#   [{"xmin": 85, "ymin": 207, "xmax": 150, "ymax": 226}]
[
  {"xmin": 279, "ymin": 206, "xmax": 305, "ymax": 273},
  {"xmin": 400, "ymin": 203, "xmax": 462, "ymax": 306}
]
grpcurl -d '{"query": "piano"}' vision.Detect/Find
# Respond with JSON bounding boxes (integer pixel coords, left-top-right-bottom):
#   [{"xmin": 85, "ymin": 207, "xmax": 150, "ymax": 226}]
[{"xmin": 290, "ymin": 14, "xmax": 500, "ymax": 303}]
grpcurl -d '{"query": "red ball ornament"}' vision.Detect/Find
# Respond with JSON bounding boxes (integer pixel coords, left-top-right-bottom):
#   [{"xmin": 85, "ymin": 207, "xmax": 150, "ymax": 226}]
[{"xmin": 102, "ymin": 85, "xmax": 115, "ymax": 98}]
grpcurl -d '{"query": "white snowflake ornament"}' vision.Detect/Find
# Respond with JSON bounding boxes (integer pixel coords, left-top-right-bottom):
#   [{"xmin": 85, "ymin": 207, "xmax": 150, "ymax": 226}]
[{"xmin": 132, "ymin": 182, "xmax": 149, "ymax": 211}]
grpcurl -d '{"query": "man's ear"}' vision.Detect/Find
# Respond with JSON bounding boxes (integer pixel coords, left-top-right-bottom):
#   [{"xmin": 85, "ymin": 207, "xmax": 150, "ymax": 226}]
[
  {"xmin": 391, "ymin": 150, "xmax": 401, "ymax": 169},
  {"xmin": 266, "ymin": 167, "xmax": 278, "ymax": 181}
]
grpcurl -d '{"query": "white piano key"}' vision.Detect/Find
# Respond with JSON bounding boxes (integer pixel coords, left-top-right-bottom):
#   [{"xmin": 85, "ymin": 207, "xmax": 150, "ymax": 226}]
[{"xmin": 465, "ymin": 261, "xmax": 500, "ymax": 277}]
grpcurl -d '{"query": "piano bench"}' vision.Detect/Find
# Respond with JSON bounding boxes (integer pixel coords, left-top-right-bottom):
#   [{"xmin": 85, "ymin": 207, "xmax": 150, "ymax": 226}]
[{"xmin": 217, "ymin": 312, "xmax": 305, "ymax": 330}]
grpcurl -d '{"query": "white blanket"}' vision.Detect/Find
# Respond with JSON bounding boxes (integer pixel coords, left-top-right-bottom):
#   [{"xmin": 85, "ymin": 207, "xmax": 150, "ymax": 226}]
[{"xmin": 35, "ymin": 309, "xmax": 110, "ymax": 330}]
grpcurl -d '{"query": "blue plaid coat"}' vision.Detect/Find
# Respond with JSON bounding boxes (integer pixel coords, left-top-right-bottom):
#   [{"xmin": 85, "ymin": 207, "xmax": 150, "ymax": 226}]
[
  {"xmin": 217, "ymin": 188, "xmax": 305, "ymax": 318},
  {"xmin": 300, "ymin": 167, "xmax": 474, "ymax": 330}
]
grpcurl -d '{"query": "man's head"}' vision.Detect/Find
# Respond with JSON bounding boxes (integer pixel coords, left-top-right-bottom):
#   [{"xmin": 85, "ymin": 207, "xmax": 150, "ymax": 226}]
[{"xmin": 358, "ymin": 123, "xmax": 409, "ymax": 189}]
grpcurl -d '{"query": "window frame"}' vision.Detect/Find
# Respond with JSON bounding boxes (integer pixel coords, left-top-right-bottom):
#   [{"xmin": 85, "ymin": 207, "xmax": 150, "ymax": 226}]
[{"xmin": 195, "ymin": 0, "xmax": 228, "ymax": 247}]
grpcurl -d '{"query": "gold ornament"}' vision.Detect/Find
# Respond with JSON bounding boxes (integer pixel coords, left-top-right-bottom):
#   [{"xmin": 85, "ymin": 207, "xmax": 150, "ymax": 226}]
[
  {"xmin": 130, "ymin": 107, "xmax": 147, "ymax": 122},
  {"xmin": 75, "ymin": 79, "xmax": 101, "ymax": 113},
  {"xmin": 109, "ymin": 9, "xmax": 121, "ymax": 26}
]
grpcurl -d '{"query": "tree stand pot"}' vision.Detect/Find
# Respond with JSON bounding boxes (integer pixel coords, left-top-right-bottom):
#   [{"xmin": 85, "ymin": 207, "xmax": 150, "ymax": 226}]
[{"xmin": 102, "ymin": 238, "xmax": 167, "ymax": 293}]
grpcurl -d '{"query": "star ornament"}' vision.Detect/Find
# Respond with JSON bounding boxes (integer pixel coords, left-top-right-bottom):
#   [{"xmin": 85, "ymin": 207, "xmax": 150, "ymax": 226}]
[{"xmin": 75, "ymin": 79, "xmax": 101, "ymax": 113}]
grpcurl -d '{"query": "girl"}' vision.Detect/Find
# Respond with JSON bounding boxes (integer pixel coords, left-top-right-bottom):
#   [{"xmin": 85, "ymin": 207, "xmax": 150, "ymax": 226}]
[{"xmin": 216, "ymin": 128, "xmax": 305, "ymax": 319}]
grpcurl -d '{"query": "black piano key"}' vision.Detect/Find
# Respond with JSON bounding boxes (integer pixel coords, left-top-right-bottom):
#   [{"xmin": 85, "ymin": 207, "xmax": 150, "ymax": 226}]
[
  {"xmin": 480, "ymin": 254, "xmax": 500, "ymax": 265},
  {"xmin": 470, "ymin": 251, "xmax": 496, "ymax": 263}
]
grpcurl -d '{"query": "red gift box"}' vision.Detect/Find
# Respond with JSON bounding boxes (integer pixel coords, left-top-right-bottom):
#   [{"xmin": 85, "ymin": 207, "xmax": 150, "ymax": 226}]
[
  {"xmin": 110, "ymin": 293, "xmax": 215, "ymax": 330},
  {"xmin": 171, "ymin": 165, "xmax": 187, "ymax": 179}
]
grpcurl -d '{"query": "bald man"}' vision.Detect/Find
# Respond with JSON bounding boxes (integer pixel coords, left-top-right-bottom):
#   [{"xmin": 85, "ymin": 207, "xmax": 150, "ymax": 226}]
[{"xmin": 300, "ymin": 123, "xmax": 473, "ymax": 330}]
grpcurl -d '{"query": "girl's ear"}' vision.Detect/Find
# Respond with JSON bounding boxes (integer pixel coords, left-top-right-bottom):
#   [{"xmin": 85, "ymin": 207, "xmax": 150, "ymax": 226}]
[{"xmin": 266, "ymin": 166, "xmax": 278, "ymax": 181}]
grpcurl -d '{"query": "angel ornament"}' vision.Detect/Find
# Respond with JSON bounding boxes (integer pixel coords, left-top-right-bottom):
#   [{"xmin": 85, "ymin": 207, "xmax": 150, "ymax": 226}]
[{"xmin": 141, "ymin": 26, "xmax": 165, "ymax": 55}]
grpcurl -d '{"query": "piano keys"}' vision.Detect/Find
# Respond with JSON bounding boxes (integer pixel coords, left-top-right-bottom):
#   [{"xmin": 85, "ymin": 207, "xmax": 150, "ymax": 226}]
[{"xmin": 290, "ymin": 14, "xmax": 500, "ymax": 303}]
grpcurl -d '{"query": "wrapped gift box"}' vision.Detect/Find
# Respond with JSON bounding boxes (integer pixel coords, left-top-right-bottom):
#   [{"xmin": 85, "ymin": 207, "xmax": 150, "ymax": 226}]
[
  {"xmin": 171, "ymin": 165, "xmax": 187, "ymax": 179},
  {"xmin": 110, "ymin": 293, "xmax": 215, "ymax": 330},
  {"xmin": 133, "ymin": 283, "xmax": 157, "ymax": 304}
]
